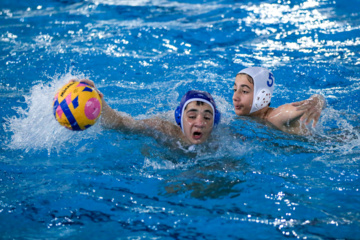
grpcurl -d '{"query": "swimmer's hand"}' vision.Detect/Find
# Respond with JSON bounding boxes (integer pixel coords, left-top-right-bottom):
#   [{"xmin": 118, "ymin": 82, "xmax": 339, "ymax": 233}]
[
  {"xmin": 292, "ymin": 94, "xmax": 326, "ymax": 127},
  {"xmin": 69, "ymin": 79, "xmax": 103, "ymax": 99},
  {"xmin": 69, "ymin": 79, "xmax": 122, "ymax": 129}
]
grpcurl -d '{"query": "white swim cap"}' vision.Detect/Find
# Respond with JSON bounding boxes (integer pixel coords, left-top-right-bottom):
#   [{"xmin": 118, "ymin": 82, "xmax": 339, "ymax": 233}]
[{"xmin": 238, "ymin": 67, "xmax": 275, "ymax": 114}]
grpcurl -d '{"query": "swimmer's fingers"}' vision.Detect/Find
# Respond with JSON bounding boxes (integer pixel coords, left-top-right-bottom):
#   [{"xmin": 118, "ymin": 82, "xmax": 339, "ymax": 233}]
[
  {"xmin": 309, "ymin": 106, "xmax": 322, "ymax": 127},
  {"xmin": 300, "ymin": 109, "xmax": 320, "ymax": 127},
  {"xmin": 295, "ymin": 97, "xmax": 323, "ymax": 112},
  {"xmin": 291, "ymin": 100, "xmax": 304, "ymax": 107},
  {"xmin": 66, "ymin": 79, "xmax": 104, "ymax": 99},
  {"xmin": 304, "ymin": 111, "xmax": 317, "ymax": 125},
  {"xmin": 300, "ymin": 104, "xmax": 315, "ymax": 122},
  {"xmin": 300, "ymin": 110, "xmax": 310, "ymax": 123},
  {"xmin": 68, "ymin": 79, "xmax": 92, "ymax": 85},
  {"xmin": 293, "ymin": 100, "xmax": 312, "ymax": 111},
  {"xmin": 97, "ymin": 90, "xmax": 104, "ymax": 99},
  {"xmin": 78, "ymin": 79, "xmax": 104, "ymax": 99},
  {"xmin": 306, "ymin": 112, "xmax": 320, "ymax": 127},
  {"xmin": 311, "ymin": 113, "xmax": 321, "ymax": 128},
  {"xmin": 79, "ymin": 79, "xmax": 95, "ymax": 87},
  {"xmin": 296, "ymin": 96, "xmax": 324, "ymax": 127}
]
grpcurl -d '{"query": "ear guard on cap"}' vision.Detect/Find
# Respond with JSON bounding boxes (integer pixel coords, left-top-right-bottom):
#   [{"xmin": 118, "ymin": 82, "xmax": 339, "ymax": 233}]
[
  {"xmin": 213, "ymin": 109, "xmax": 221, "ymax": 126},
  {"xmin": 175, "ymin": 106, "xmax": 181, "ymax": 126},
  {"xmin": 252, "ymin": 88, "xmax": 272, "ymax": 112}
]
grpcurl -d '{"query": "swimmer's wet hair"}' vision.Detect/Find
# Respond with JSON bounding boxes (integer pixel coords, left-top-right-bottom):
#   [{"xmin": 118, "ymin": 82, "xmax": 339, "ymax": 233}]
[
  {"xmin": 237, "ymin": 72, "xmax": 254, "ymax": 84},
  {"xmin": 184, "ymin": 101, "xmax": 205, "ymax": 109}
]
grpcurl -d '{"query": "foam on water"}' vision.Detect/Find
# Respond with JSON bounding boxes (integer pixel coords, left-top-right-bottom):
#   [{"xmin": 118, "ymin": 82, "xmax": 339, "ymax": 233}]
[{"xmin": 313, "ymin": 107, "xmax": 360, "ymax": 162}]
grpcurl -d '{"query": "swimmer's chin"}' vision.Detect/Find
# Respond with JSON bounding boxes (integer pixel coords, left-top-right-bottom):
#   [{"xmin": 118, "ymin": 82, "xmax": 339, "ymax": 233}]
[
  {"xmin": 188, "ymin": 139, "xmax": 205, "ymax": 145},
  {"xmin": 185, "ymin": 135, "xmax": 206, "ymax": 145},
  {"xmin": 234, "ymin": 109, "xmax": 248, "ymax": 116}
]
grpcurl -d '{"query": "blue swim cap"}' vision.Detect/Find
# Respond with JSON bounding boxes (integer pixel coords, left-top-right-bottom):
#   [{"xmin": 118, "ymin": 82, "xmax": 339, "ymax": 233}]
[{"xmin": 175, "ymin": 90, "xmax": 221, "ymax": 132}]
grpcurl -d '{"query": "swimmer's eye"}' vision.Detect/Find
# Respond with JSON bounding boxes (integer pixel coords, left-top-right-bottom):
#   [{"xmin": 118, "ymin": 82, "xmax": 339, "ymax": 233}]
[
  {"xmin": 233, "ymin": 88, "xmax": 249, "ymax": 94},
  {"xmin": 204, "ymin": 117, "xmax": 211, "ymax": 121}
]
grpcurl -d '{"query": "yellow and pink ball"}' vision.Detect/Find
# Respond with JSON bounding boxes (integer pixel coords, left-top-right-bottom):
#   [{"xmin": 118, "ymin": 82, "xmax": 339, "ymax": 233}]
[{"xmin": 53, "ymin": 82, "xmax": 102, "ymax": 131}]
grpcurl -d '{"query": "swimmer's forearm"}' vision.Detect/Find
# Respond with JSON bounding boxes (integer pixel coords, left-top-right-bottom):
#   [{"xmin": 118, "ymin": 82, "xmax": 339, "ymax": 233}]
[
  {"xmin": 100, "ymin": 101, "xmax": 181, "ymax": 140},
  {"xmin": 100, "ymin": 101, "xmax": 160, "ymax": 134},
  {"xmin": 100, "ymin": 101, "xmax": 135, "ymax": 130},
  {"xmin": 99, "ymin": 101, "xmax": 118, "ymax": 128}
]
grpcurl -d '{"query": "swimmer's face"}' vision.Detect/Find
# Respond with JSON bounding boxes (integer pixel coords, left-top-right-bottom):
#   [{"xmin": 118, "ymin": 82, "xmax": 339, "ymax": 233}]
[
  {"xmin": 182, "ymin": 101, "xmax": 214, "ymax": 145},
  {"xmin": 233, "ymin": 74, "xmax": 254, "ymax": 115}
]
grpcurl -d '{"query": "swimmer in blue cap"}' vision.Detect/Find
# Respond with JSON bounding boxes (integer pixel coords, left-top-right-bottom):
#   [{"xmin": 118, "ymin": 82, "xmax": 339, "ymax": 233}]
[
  {"xmin": 233, "ymin": 67, "xmax": 326, "ymax": 135},
  {"xmin": 76, "ymin": 80, "xmax": 220, "ymax": 145},
  {"xmin": 174, "ymin": 90, "xmax": 221, "ymax": 144}
]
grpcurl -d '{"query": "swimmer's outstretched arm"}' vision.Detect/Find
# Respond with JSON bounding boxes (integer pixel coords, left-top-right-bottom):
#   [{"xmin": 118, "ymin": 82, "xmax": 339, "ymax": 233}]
[
  {"xmin": 100, "ymin": 99, "xmax": 180, "ymax": 136},
  {"xmin": 291, "ymin": 94, "xmax": 326, "ymax": 127},
  {"xmin": 266, "ymin": 94, "xmax": 326, "ymax": 135},
  {"xmin": 77, "ymin": 79, "xmax": 183, "ymax": 140}
]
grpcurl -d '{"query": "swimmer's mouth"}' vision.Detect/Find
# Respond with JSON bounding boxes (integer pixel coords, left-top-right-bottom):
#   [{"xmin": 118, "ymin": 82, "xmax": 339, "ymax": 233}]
[
  {"xmin": 234, "ymin": 105, "xmax": 245, "ymax": 112},
  {"xmin": 193, "ymin": 131, "xmax": 203, "ymax": 140},
  {"xmin": 234, "ymin": 104, "xmax": 242, "ymax": 110}
]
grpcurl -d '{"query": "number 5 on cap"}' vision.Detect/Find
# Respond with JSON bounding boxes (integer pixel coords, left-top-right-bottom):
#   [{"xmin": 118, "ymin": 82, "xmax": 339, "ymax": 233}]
[{"xmin": 267, "ymin": 73, "xmax": 274, "ymax": 87}]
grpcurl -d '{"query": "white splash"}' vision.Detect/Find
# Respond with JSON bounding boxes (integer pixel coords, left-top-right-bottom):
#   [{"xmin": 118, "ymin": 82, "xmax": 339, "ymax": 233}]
[{"xmin": 3, "ymin": 72, "xmax": 102, "ymax": 154}]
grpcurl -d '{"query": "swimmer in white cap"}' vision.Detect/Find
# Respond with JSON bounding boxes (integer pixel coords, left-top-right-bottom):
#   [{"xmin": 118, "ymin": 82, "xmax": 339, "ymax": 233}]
[
  {"xmin": 71, "ymin": 79, "xmax": 221, "ymax": 146},
  {"xmin": 233, "ymin": 67, "xmax": 326, "ymax": 135}
]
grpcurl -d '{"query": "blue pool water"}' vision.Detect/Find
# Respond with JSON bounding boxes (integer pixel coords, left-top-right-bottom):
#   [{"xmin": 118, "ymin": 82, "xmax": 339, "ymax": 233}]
[{"xmin": 1, "ymin": 0, "xmax": 360, "ymax": 239}]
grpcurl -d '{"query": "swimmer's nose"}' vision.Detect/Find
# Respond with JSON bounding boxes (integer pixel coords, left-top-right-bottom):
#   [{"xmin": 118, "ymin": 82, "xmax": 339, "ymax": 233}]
[
  {"xmin": 194, "ymin": 115, "xmax": 205, "ymax": 128},
  {"xmin": 233, "ymin": 91, "xmax": 240, "ymax": 102}
]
